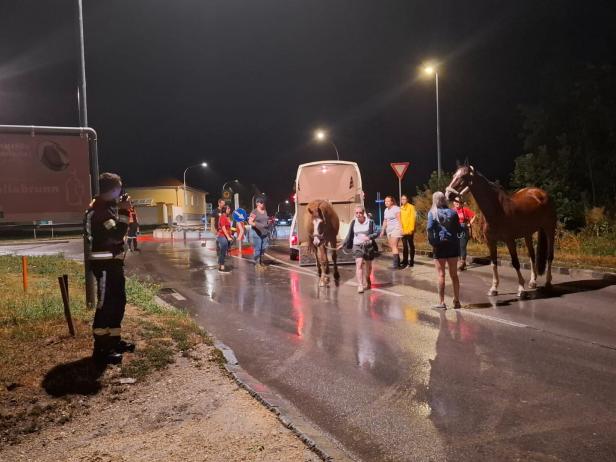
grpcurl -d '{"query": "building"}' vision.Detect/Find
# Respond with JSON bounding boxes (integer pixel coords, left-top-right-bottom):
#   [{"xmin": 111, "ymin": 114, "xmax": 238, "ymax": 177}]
[{"xmin": 125, "ymin": 179, "xmax": 209, "ymax": 226}]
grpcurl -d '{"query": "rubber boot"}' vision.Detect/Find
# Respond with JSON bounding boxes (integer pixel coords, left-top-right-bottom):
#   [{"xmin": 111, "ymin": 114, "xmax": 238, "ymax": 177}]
[
  {"xmin": 392, "ymin": 254, "xmax": 400, "ymax": 269},
  {"xmin": 116, "ymin": 339, "xmax": 136, "ymax": 353}
]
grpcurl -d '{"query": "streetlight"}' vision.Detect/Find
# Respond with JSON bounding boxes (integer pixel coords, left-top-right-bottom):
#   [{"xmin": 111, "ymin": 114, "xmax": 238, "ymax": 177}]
[
  {"xmin": 314, "ymin": 128, "xmax": 340, "ymax": 160},
  {"xmin": 183, "ymin": 162, "xmax": 208, "ymax": 207},
  {"xmin": 423, "ymin": 63, "xmax": 442, "ymax": 187},
  {"xmin": 277, "ymin": 200, "xmax": 290, "ymax": 213},
  {"xmin": 221, "ymin": 179, "xmax": 239, "ymax": 200}
]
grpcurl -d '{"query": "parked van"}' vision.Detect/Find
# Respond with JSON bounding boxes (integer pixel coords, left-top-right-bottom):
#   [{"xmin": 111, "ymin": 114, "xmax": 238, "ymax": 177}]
[{"xmin": 289, "ymin": 161, "xmax": 364, "ymax": 265}]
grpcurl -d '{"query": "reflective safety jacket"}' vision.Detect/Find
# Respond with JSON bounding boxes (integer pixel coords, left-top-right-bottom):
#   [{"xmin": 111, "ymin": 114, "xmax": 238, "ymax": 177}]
[
  {"xmin": 84, "ymin": 198, "xmax": 130, "ymax": 260},
  {"xmin": 400, "ymin": 203, "xmax": 417, "ymax": 235}
]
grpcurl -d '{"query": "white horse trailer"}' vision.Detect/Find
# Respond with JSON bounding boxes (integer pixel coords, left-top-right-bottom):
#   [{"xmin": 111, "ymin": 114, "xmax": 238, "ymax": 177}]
[{"xmin": 289, "ymin": 161, "xmax": 364, "ymax": 266}]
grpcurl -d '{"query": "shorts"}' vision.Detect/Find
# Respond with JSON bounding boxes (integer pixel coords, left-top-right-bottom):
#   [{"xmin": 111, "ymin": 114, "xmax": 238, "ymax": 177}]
[
  {"xmin": 432, "ymin": 241, "xmax": 460, "ymax": 259},
  {"xmin": 352, "ymin": 244, "xmax": 376, "ymax": 261},
  {"xmin": 386, "ymin": 228, "xmax": 402, "ymax": 239}
]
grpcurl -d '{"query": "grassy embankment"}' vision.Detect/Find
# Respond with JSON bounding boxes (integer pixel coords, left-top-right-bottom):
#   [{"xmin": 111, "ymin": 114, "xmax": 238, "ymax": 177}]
[{"xmin": 0, "ymin": 254, "xmax": 210, "ymax": 395}]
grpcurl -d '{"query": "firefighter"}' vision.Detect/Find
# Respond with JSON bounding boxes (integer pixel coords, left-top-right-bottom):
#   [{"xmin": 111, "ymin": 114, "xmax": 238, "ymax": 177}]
[
  {"xmin": 127, "ymin": 203, "xmax": 140, "ymax": 251},
  {"xmin": 84, "ymin": 172, "xmax": 134, "ymax": 364}
]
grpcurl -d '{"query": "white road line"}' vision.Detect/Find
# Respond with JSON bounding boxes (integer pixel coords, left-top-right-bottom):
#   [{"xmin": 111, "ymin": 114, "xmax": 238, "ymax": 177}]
[
  {"xmin": 265, "ymin": 252, "xmax": 403, "ymax": 297},
  {"xmin": 461, "ymin": 310, "xmax": 528, "ymax": 328}
]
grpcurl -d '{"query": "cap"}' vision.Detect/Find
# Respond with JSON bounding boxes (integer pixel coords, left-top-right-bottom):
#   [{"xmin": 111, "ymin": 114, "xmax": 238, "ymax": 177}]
[{"xmin": 255, "ymin": 197, "xmax": 266, "ymax": 204}]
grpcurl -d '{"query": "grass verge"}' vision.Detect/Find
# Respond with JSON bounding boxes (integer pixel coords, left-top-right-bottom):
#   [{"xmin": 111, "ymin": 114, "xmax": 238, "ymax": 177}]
[{"xmin": 0, "ymin": 254, "xmax": 212, "ymax": 445}]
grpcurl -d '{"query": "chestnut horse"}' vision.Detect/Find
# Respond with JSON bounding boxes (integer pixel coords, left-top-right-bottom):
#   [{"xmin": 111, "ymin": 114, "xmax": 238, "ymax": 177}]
[
  {"xmin": 446, "ymin": 164, "xmax": 557, "ymax": 297},
  {"xmin": 306, "ymin": 199, "xmax": 340, "ymax": 287}
]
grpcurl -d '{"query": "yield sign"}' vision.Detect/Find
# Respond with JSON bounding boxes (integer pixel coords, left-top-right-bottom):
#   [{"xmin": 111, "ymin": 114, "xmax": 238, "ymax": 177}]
[{"xmin": 390, "ymin": 162, "xmax": 410, "ymax": 180}]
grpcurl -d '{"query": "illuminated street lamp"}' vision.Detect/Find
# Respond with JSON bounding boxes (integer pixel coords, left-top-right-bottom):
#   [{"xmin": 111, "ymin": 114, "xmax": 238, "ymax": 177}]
[
  {"xmin": 277, "ymin": 200, "xmax": 290, "ymax": 213},
  {"xmin": 314, "ymin": 129, "xmax": 340, "ymax": 161},
  {"xmin": 423, "ymin": 63, "xmax": 442, "ymax": 186},
  {"xmin": 183, "ymin": 162, "xmax": 208, "ymax": 206}
]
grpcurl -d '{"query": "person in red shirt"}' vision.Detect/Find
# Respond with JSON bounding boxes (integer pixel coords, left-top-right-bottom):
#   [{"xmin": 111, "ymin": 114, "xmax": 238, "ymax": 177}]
[
  {"xmin": 452, "ymin": 197, "xmax": 476, "ymax": 271},
  {"xmin": 216, "ymin": 205, "xmax": 233, "ymax": 273}
]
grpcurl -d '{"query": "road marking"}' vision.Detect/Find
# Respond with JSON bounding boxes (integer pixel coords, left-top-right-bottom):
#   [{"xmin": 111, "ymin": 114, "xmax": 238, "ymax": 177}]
[
  {"xmin": 461, "ymin": 310, "xmax": 527, "ymax": 328},
  {"xmin": 264, "ymin": 252, "xmax": 402, "ymax": 297}
]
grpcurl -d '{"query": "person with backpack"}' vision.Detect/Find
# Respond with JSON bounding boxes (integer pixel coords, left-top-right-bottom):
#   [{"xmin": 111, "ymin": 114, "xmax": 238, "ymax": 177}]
[
  {"xmin": 342, "ymin": 205, "xmax": 379, "ymax": 293},
  {"xmin": 427, "ymin": 191, "xmax": 462, "ymax": 309}
]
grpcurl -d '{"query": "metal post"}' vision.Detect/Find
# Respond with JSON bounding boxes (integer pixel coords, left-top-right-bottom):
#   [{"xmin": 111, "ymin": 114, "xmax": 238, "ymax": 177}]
[
  {"xmin": 398, "ymin": 179, "xmax": 402, "ymax": 204},
  {"xmin": 331, "ymin": 141, "xmax": 340, "ymax": 160},
  {"xmin": 377, "ymin": 192, "xmax": 382, "ymax": 228},
  {"xmin": 77, "ymin": 0, "xmax": 88, "ymax": 127},
  {"xmin": 435, "ymin": 72, "xmax": 441, "ymax": 189}
]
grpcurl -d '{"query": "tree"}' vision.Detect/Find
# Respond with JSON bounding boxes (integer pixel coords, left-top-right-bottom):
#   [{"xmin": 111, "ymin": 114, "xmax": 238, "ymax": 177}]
[{"xmin": 512, "ymin": 64, "xmax": 616, "ymax": 228}]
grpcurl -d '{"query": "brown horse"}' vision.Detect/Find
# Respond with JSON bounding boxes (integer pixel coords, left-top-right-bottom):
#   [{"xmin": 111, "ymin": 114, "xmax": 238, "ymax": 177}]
[
  {"xmin": 306, "ymin": 199, "xmax": 340, "ymax": 287},
  {"xmin": 446, "ymin": 164, "xmax": 557, "ymax": 297}
]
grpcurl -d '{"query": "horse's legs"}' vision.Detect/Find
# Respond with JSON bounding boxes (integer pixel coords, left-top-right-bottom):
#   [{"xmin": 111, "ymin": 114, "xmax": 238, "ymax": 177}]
[
  {"xmin": 320, "ymin": 246, "xmax": 330, "ymax": 286},
  {"xmin": 545, "ymin": 226, "xmax": 555, "ymax": 288},
  {"xmin": 332, "ymin": 243, "xmax": 340, "ymax": 282},
  {"xmin": 524, "ymin": 235, "xmax": 537, "ymax": 289},
  {"xmin": 314, "ymin": 247, "xmax": 323, "ymax": 286},
  {"xmin": 487, "ymin": 240, "xmax": 499, "ymax": 296},
  {"xmin": 506, "ymin": 239, "xmax": 526, "ymax": 297}
]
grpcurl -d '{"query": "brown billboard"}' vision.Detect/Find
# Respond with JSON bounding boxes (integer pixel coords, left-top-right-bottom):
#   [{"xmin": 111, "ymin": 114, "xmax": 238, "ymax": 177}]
[{"xmin": 0, "ymin": 133, "xmax": 91, "ymax": 224}]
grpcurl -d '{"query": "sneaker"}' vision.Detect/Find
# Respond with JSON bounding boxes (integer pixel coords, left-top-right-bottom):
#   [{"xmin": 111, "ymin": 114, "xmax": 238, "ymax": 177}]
[
  {"xmin": 357, "ymin": 285, "xmax": 364, "ymax": 294},
  {"xmin": 453, "ymin": 300, "xmax": 462, "ymax": 309},
  {"xmin": 218, "ymin": 265, "xmax": 229, "ymax": 273},
  {"xmin": 431, "ymin": 303, "xmax": 447, "ymax": 310}
]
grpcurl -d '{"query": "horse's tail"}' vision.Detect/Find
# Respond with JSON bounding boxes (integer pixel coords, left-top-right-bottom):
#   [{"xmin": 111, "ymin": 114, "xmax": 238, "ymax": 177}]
[{"xmin": 536, "ymin": 228, "xmax": 548, "ymax": 276}]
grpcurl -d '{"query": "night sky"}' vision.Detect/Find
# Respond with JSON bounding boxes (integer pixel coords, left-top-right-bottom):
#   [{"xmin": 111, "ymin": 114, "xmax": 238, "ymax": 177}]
[{"xmin": 1, "ymin": 0, "xmax": 614, "ymax": 209}]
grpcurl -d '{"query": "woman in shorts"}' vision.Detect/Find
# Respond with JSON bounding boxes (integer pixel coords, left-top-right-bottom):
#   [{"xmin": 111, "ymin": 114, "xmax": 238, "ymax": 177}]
[
  {"xmin": 379, "ymin": 195, "xmax": 402, "ymax": 269},
  {"xmin": 427, "ymin": 192, "xmax": 462, "ymax": 309},
  {"xmin": 342, "ymin": 205, "xmax": 378, "ymax": 293}
]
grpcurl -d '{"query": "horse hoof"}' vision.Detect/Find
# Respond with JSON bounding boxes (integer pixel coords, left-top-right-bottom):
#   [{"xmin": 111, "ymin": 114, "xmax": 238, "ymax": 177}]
[
  {"xmin": 488, "ymin": 289, "xmax": 498, "ymax": 296},
  {"xmin": 528, "ymin": 281, "xmax": 537, "ymax": 289}
]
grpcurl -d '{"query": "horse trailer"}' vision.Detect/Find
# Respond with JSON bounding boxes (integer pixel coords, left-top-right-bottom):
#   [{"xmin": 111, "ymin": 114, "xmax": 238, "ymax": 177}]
[{"xmin": 289, "ymin": 160, "xmax": 364, "ymax": 266}]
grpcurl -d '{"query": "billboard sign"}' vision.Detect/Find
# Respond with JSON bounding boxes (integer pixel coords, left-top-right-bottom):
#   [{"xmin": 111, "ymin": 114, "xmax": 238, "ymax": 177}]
[{"xmin": 0, "ymin": 133, "xmax": 91, "ymax": 223}]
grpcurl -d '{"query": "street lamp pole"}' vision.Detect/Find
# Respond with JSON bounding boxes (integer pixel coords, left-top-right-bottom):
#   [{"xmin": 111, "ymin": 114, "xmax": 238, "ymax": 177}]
[
  {"xmin": 423, "ymin": 65, "xmax": 442, "ymax": 188},
  {"xmin": 183, "ymin": 162, "xmax": 207, "ymax": 208},
  {"xmin": 329, "ymin": 141, "xmax": 340, "ymax": 161},
  {"xmin": 314, "ymin": 129, "xmax": 341, "ymax": 160},
  {"xmin": 221, "ymin": 179, "xmax": 239, "ymax": 200},
  {"xmin": 435, "ymin": 71, "xmax": 441, "ymax": 186}
]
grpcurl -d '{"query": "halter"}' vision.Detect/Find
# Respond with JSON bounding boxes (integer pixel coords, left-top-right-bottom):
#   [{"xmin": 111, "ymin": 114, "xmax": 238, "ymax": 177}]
[{"xmin": 446, "ymin": 165, "xmax": 474, "ymax": 198}]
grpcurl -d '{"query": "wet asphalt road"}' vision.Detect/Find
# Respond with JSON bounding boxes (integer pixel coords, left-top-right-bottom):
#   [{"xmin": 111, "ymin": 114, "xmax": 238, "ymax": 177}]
[
  {"xmin": 123, "ymin": 239, "xmax": 616, "ymax": 462},
  {"xmin": 3, "ymin": 238, "xmax": 615, "ymax": 460}
]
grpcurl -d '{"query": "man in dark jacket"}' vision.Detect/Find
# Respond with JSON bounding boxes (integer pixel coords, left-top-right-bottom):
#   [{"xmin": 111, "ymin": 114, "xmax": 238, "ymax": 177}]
[{"xmin": 84, "ymin": 172, "xmax": 134, "ymax": 364}]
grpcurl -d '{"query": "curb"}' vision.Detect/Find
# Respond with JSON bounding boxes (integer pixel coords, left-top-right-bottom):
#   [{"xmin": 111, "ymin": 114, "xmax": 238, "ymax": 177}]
[
  {"xmin": 153, "ymin": 294, "xmax": 352, "ymax": 461},
  {"xmin": 379, "ymin": 241, "xmax": 616, "ymax": 280},
  {"xmin": 215, "ymin": 341, "xmax": 352, "ymax": 461}
]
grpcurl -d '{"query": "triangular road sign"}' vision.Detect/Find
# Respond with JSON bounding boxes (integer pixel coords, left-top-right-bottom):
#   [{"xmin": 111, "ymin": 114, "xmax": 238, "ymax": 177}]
[{"xmin": 390, "ymin": 162, "xmax": 410, "ymax": 180}]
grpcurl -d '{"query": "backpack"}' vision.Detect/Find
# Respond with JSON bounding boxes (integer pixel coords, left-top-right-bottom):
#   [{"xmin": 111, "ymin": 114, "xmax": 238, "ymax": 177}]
[{"xmin": 427, "ymin": 210, "xmax": 453, "ymax": 247}]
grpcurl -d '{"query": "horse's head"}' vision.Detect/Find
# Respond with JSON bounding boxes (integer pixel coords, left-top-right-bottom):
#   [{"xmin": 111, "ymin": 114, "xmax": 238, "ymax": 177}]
[
  {"xmin": 446, "ymin": 162, "xmax": 475, "ymax": 201},
  {"xmin": 307, "ymin": 204, "xmax": 326, "ymax": 247}
]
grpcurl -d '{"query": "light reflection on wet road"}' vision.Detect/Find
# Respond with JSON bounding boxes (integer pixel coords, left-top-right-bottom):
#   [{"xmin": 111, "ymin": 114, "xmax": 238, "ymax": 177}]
[{"xmin": 128, "ymin": 240, "xmax": 616, "ymax": 461}]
